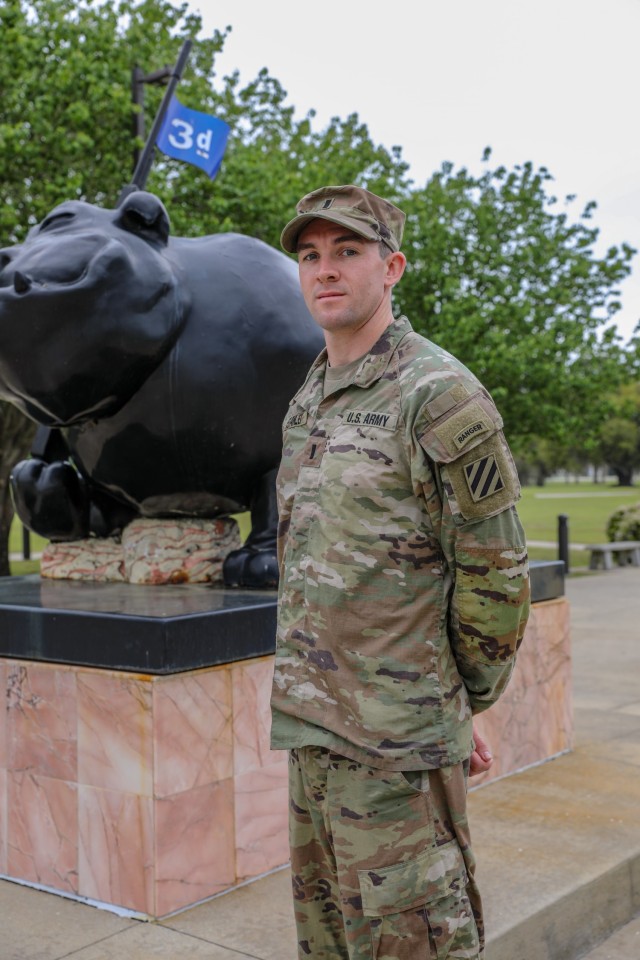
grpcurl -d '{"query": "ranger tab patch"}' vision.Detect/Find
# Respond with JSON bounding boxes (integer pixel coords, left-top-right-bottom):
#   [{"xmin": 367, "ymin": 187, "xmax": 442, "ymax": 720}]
[
  {"xmin": 454, "ymin": 419, "xmax": 489, "ymax": 450},
  {"xmin": 465, "ymin": 454, "xmax": 505, "ymax": 502}
]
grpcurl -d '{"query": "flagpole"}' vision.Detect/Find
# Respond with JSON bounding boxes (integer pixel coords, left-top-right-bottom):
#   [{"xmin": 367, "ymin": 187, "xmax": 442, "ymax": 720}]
[{"xmin": 117, "ymin": 39, "xmax": 193, "ymax": 206}]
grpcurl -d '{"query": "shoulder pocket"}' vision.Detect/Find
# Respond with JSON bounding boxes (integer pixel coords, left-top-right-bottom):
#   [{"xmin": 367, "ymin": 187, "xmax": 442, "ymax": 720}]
[
  {"xmin": 418, "ymin": 392, "xmax": 501, "ymax": 463},
  {"xmin": 417, "ymin": 393, "xmax": 520, "ymax": 523}
]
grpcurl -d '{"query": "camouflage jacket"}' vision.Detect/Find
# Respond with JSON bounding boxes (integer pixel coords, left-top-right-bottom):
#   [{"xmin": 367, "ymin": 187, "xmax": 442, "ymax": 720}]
[{"xmin": 271, "ymin": 316, "xmax": 530, "ymax": 769}]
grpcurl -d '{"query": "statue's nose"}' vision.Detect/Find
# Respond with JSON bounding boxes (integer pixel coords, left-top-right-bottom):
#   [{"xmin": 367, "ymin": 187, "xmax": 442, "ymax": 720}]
[
  {"xmin": 0, "ymin": 249, "xmax": 33, "ymax": 294},
  {"xmin": 13, "ymin": 271, "xmax": 32, "ymax": 294}
]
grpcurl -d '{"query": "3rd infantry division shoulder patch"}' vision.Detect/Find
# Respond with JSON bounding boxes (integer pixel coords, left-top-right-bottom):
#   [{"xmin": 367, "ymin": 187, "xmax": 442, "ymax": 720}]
[{"xmin": 464, "ymin": 454, "xmax": 505, "ymax": 502}]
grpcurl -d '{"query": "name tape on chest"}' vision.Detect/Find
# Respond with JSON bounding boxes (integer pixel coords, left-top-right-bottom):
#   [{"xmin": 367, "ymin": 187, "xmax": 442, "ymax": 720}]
[
  {"xmin": 343, "ymin": 410, "xmax": 398, "ymax": 430},
  {"xmin": 285, "ymin": 411, "xmax": 308, "ymax": 429}
]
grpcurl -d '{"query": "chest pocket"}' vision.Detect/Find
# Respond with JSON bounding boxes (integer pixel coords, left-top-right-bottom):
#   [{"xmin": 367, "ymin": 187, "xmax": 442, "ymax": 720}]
[
  {"xmin": 417, "ymin": 392, "xmax": 520, "ymax": 524},
  {"xmin": 322, "ymin": 412, "xmax": 404, "ymax": 488}
]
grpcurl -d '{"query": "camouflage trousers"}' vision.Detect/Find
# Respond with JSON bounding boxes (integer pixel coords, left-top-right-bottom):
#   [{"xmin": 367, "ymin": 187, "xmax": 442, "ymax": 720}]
[{"xmin": 288, "ymin": 746, "xmax": 483, "ymax": 960}]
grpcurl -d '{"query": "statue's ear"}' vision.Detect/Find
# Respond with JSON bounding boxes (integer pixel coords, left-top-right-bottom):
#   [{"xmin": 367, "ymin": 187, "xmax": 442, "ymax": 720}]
[{"xmin": 115, "ymin": 191, "xmax": 170, "ymax": 246}]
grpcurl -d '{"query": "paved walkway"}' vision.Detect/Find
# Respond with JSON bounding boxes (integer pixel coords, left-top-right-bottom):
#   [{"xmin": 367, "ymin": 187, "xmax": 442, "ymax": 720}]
[
  {"xmin": 527, "ymin": 539, "xmax": 587, "ymax": 549},
  {"xmin": 1, "ymin": 566, "xmax": 640, "ymax": 959},
  {"xmin": 579, "ymin": 913, "xmax": 640, "ymax": 959}
]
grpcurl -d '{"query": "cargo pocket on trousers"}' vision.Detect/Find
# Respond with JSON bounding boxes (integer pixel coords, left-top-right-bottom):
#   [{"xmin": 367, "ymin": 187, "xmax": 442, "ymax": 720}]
[{"xmin": 358, "ymin": 838, "xmax": 478, "ymax": 960}]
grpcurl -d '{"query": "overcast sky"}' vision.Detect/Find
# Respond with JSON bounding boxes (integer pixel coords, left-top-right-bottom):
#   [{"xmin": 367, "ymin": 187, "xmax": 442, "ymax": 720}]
[{"xmin": 191, "ymin": 0, "xmax": 640, "ymax": 342}]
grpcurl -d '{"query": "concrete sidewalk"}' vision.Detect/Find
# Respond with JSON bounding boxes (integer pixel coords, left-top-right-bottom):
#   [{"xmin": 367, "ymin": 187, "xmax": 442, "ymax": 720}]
[
  {"xmin": 2, "ymin": 567, "xmax": 639, "ymax": 960},
  {"xmin": 580, "ymin": 913, "xmax": 640, "ymax": 960}
]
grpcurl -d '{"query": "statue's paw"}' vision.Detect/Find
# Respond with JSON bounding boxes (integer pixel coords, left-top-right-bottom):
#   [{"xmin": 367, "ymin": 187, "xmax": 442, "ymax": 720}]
[
  {"xmin": 223, "ymin": 546, "xmax": 279, "ymax": 589},
  {"xmin": 10, "ymin": 458, "xmax": 89, "ymax": 541}
]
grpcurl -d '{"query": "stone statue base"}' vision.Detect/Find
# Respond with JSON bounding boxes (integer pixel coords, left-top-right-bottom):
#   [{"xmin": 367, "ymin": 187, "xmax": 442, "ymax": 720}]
[
  {"xmin": 0, "ymin": 570, "xmax": 569, "ymax": 918},
  {"xmin": 40, "ymin": 517, "xmax": 241, "ymax": 585},
  {"xmin": 0, "ymin": 563, "xmax": 568, "ymax": 917}
]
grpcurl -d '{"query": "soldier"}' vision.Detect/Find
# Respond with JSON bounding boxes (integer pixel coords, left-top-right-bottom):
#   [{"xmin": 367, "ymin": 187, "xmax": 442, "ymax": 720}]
[{"xmin": 272, "ymin": 185, "xmax": 530, "ymax": 959}]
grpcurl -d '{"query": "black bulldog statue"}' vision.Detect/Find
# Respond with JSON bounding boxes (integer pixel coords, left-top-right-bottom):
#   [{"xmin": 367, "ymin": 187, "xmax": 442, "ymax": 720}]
[{"xmin": 0, "ymin": 191, "xmax": 323, "ymax": 587}]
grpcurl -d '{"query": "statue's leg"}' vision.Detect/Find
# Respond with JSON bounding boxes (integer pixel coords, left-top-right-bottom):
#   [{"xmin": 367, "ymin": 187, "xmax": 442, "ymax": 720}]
[
  {"xmin": 11, "ymin": 457, "xmax": 91, "ymax": 541},
  {"xmin": 223, "ymin": 467, "xmax": 279, "ymax": 589},
  {"xmin": 11, "ymin": 425, "xmax": 136, "ymax": 541}
]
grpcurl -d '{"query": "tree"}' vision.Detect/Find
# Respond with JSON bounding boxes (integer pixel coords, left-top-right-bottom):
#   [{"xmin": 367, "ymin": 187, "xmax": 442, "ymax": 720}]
[
  {"xmin": 0, "ymin": 0, "xmax": 409, "ymax": 242},
  {"xmin": 0, "ymin": 0, "xmax": 218, "ymax": 239},
  {"xmin": 512, "ymin": 436, "xmax": 562, "ymax": 488},
  {"xmin": 599, "ymin": 419, "xmax": 639, "ymax": 486},
  {"xmin": 395, "ymin": 153, "xmax": 635, "ymax": 454},
  {"xmin": 597, "ymin": 383, "xmax": 640, "ymax": 486}
]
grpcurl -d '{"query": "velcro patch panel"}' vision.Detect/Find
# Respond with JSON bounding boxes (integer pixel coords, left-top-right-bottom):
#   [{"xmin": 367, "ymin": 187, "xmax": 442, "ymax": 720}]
[
  {"xmin": 445, "ymin": 433, "xmax": 520, "ymax": 522},
  {"xmin": 419, "ymin": 397, "xmax": 502, "ymax": 464},
  {"xmin": 424, "ymin": 383, "xmax": 471, "ymax": 421}
]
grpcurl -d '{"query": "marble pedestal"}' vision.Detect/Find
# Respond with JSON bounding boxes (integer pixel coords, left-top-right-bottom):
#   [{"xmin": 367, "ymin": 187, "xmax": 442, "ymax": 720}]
[
  {"xmin": 0, "ymin": 652, "xmax": 286, "ymax": 918},
  {"xmin": 0, "ymin": 563, "xmax": 570, "ymax": 918},
  {"xmin": 472, "ymin": 595, "xmax": 572, "ymax": 788}
]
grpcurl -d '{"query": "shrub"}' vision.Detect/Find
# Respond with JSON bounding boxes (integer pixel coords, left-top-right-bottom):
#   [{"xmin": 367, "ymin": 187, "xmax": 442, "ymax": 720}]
[{"xmin": 606, "ymin": 503, "xmax": 640, "ymax": 542}]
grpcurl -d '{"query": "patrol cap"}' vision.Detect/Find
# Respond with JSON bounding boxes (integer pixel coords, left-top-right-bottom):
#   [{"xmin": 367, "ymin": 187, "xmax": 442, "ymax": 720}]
[{"xmin": 280, "ymin": 184, "xmax": 406, "ymax": 254}]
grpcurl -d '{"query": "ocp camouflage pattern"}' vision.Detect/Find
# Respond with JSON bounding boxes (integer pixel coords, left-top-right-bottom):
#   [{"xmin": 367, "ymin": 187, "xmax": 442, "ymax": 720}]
[
  {"xmin": 271, "ymin": 316, "xmax": 530, "ymax": 770},
  {"xmin": 289, "ymin": 746, "xmax": 483, "ymax": 959}
]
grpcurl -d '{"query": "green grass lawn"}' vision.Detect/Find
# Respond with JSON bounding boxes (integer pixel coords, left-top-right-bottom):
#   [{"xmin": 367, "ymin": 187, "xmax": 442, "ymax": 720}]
[
  {"xmin": 517, "ymin": 481, "xmax": 639, "ymax": 568},
  {"xmin": 9, "ymin": 520, "xmax": 47, "ymax": 576},
  {"xmin": 8, "ymin": 483, "xmax": 638, "ymax": 576},
  {"xmin": 9, "ymin": 521, "xmax": 47, "ymax": 556}
]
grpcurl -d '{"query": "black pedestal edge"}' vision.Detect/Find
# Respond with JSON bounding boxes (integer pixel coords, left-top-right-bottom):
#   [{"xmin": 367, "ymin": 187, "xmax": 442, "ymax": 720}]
[
  {"xmin": 529, "ymin": 559, "xmax": 565, "ymax": 604},
  {"xmin": 0, "ymin": 561, "xmax": 562, "ymax": 674}
]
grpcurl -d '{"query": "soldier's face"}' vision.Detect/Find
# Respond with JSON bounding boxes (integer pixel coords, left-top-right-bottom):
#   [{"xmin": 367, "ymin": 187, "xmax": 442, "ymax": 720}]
[{"xmin": 296, "ymin": 220, "xmax": 395, "ymax": 337}]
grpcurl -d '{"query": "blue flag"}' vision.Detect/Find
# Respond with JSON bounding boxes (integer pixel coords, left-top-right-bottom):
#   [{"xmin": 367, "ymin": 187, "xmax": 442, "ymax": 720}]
[{"xmin": 156, "ymin": 96, "xmax": 230, "ymax": 179}]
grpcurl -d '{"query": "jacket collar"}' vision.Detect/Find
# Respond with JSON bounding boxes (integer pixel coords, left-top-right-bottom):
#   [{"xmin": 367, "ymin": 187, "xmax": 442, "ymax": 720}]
[
  {"xmin": 294, "ymin": 316, "xmax": 413, "ymax": 413},
  {"xmin": 352, "ymin": 315, "xmax": 412, "ymax": 388}
]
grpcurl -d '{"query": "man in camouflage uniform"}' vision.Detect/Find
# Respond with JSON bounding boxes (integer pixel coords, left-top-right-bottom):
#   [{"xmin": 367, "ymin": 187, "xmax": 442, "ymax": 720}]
[{"xmin": 272, "ymin": 185, "xmax": 530, "ymax": 959}]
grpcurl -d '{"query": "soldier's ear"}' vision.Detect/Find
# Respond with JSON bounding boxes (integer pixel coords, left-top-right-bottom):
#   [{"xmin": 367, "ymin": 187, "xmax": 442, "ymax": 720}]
[
  {"xmin": 385, "ymin": 251, "xmax": 406, "ymax": 289},
  {"xmin": 115, "ymin": 192, "xmax": 170, "ymax": 247}
]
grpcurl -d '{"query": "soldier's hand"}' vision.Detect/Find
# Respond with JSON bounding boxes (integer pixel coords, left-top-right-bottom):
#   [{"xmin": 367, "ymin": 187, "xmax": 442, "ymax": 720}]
[{"xmin": 469, "ymin": 724, "xmax": 493, "ymax": 777}]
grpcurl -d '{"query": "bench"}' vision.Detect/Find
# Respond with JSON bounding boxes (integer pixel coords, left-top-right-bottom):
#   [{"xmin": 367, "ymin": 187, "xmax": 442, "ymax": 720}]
[{"xmin": 584, "ymin": 541, "xmax": 640, "ymax": 571}]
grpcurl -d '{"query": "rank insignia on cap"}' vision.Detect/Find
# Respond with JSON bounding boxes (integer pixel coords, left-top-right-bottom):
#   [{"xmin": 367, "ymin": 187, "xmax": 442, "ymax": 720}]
[{"xmin": 464, "ymin": 454, "xmax": 505, "ymax": 502}]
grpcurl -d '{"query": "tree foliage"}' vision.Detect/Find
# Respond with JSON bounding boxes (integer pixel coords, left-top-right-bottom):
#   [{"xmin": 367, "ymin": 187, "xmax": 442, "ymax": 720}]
[
  {"xmin": 396, "ymin": 154, "xmax": 635, "ymax": 448},
  {"xmin": 512, "ymin": 436, "xmax": 563, "ymax": 488},
  {"xmin": 0, "ymin": 0, "xmax": 213, "ymax": 236},
  {"xmin": 0, "ymin": 0, "xmax": 408, "ymax": 243},
  {"xmin": 598, "ymin": 383, "xmax": 640, "ymax": 486}
]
